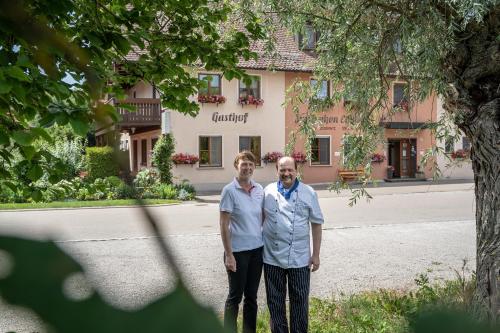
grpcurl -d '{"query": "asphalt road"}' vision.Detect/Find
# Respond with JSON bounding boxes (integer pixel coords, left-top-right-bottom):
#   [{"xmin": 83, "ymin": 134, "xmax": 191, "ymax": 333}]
[{"xmin": 0, "ymin": 183, "xmax": 476, "ymax": 332}]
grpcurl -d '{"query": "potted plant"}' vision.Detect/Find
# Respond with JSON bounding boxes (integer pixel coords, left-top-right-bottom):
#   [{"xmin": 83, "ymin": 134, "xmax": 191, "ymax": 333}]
[
  {"xmin": 262, "ymin": 152, "xmax": 283, "ymax": 164},
  {"xmin": 415, "ymin": 167, "xmax": 426, "ymax": 180},
  {"xmin": 172, "ymin": 153, "xmax": 200, "ymax": 165},
  {"xmin": 387, "ymin": 165, "xmax": 395, "ymax": 179}
]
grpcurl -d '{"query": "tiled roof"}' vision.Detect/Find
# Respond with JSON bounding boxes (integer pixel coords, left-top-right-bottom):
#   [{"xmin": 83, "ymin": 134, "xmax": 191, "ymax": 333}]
[
  {"xmin": 238, "ymin": 28, "xmax": 316, "ymax": 72},
  {"xmin": 124, "ymin": 26, "xmax": 315, "ymax": 72}
]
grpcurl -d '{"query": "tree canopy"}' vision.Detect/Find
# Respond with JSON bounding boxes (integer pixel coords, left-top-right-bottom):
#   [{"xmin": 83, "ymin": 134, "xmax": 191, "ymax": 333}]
[
  {"xmin": 256, "ymin": 0, "xmax": 499, "ymax": 320},
  {"xmin": 0, "ymin": 0, "xmax": 263, "ymax": 198}
]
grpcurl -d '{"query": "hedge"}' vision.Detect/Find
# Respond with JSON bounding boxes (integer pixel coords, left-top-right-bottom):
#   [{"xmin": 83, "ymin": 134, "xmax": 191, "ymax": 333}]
[{"xmin": 85, "ymin": 146, "xmax": 119, "ymax": 180}]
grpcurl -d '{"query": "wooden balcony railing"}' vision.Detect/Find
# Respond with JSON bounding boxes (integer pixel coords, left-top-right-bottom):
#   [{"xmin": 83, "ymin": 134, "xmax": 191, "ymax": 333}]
[{"xmin": 114, "ymin": 98, "xmax": 161, "ymax": 126}]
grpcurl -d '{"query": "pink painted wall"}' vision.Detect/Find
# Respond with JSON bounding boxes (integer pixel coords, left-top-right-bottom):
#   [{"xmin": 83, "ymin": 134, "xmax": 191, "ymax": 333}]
[{"xmin": 285, "ymin": 73, "xmax": 437, "ymax": 183}]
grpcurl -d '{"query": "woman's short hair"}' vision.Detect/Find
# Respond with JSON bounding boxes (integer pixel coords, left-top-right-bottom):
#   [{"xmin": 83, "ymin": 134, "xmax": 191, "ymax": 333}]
[{"xmin": 234, "ymin": 150, "xmax": 256, "ymax": 168}]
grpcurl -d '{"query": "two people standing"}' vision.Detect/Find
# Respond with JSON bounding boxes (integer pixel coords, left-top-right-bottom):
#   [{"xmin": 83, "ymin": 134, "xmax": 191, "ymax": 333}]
[{"xmin": 220, "ymin": 152, "xmax": 324, "ymax": 333}]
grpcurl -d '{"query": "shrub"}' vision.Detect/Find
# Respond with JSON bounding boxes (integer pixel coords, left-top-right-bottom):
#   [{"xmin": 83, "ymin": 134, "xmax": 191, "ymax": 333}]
[
  {"xmin": 85, "ymin": 146, "xmax": 119, "ymax": 180},
  {"xmin": 133, "ymin": 169, "xmax": 160, "ymax": 189},
  {"xmin": 177, "ymin": 188, "xmax": 194, "ymax": 201},
  {"xmin": 175, "ymin": 180, "xmax": 196, "ymax": 195},
  {"xmin": 174, "ymin": 180, "xmax": 195, "ymax": 200},
  {"xmin": 49, "ymin": 137, "xmax": 86, "ymax": 179},
  {"xmin": 152, "ymin": 134, "xmax": 175, "ymax": 183},
  {"xmin": 115, "ymin": 183, "xmax": 137, "ymax": 199},
  {"xmin": 154, "ymin": 183, "xmax": 178, "ymax": 199}
]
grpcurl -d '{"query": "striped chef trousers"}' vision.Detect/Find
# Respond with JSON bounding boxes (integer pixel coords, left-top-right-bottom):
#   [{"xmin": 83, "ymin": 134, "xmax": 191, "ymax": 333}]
[{"xmin": 263, "ymin": 263, "xmax": 311, "ymax": 333}]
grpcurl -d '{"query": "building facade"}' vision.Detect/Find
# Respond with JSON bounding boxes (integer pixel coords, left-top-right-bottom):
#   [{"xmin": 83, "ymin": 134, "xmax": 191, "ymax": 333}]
[{"xmin": 98, "ymin": 27, "xmax": 440, "ymax": 190}]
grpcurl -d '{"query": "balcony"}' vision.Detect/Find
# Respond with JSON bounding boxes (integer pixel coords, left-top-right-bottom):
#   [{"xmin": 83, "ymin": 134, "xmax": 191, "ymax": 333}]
[{"xmin": 115, "ymin": 98, "xmax": 161, "ymax": 128}]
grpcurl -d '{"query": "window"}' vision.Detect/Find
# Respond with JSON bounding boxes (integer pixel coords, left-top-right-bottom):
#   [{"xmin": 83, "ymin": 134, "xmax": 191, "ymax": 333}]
[
  {"xmin": 198, "ymin": 74, "xmax": 222, "ymax": 96},
  {"xmin": 151, "ymin": 137, "xmax": 158, "ymax": 150},
  {"xmin": 199, "ymin": 136, "xmax": 222, "ymax": 167},
  {"xmin": 311, "ymin": 137, "xmax": 330, "ymax": 165},
  {"xmin": 444, "ymin": 137, "xmax": 454, "ymax": 153},
  {"xmin": 239, "ymin": 75, "xmax": 261, "ymax": 100},
  {"xmin": 393, "ymin": 83, "xmax": 408, "ymax": 108},
  {"xmin": 310, "ymin": 79, "xmax": 330, "ymax": 100},
  {"xmin": 298, "ymin": 24, "xmax": 320, "ymax": 50},
  {"xmin": 393, "ymin": 37, "xmax": 403, "ymax": 54},
  {"xmin": 462, "ymin": 136, "xmax": 471, "ymax": 151},
  {"xmin": 239, "ymin": 136, "xmax": 261, "ymax": 166},
  {"xmin": 342, "ymin": 135, "xmax": 359, "ymax": 166}
]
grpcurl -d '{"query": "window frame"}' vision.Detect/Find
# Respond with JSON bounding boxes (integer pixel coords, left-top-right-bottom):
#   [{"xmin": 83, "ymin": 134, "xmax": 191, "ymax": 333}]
[
  {"xmin": 444, "ymin": 137, "xmax": 454, "ymax": 154},
  {"xmin": 310, "ymin": 135, "xmax": 331, "ymax": 166},
  {"xmin": 393, "ymin": 82, "xmax": 409, "ymax": 108},
  {"xmin": 239, "ymin": 136, "xmax": 262, "ymax": 166},
  {"xmin": 462, "ymin": 136, "xmax": 471, "ymax": 151},
  {"xmin": 341, "ymin": 134, "xmax": 360, "ymax": 167},
  {"xmin": 298, "ymin": 24, "xmax": 320, "ymax": 50},
  {"xmin": 198, "ymin": 135, "xmax": 223, "ymax": 168},
  {"xmin": 198, "ymin": 73, "xmax": 222, "ymax": 96},
  {"xmin": 310, "ymin": 78, "xmax": 330, "ymax": 100},
  {"xmin": 238, "ymin": 75, "xmax": 262, "ymax": 100}
]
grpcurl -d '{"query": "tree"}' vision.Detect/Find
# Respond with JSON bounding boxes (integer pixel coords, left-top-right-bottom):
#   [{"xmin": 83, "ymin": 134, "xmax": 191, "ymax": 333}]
[
  {"xmin": 0, "ymin": 0, "xmax": 263, "ymax": 198},
  {"xmin": 259, "ymin": 0, "xmax": 499, "ymax": 320},
  {"xmin": 152, "ymin": 134, "xmax": 175, "ymax": 184}
]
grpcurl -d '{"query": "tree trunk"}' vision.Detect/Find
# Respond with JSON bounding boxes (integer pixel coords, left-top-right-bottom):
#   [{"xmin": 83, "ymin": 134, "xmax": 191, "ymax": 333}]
[
  {"xmin": 441, "ymin": 4, "xmax": 500, "ymax": 321},
  {"xmin": 464, "ymin": 99, "xmax": 500, "ymax": 321}
]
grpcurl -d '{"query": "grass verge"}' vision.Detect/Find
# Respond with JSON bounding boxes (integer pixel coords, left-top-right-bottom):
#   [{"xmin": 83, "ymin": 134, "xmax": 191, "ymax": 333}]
[
  {"xmin": 253, "ymin": 270, "xmax": 481, "ymax": 333},
  {"xmin": 0, "ymin": 199, "xmax": 180, "ymax": 210}
]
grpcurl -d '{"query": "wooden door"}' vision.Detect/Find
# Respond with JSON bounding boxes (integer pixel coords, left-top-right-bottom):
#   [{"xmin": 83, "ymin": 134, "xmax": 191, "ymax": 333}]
[{"xmin": 399, "ymin": 139, "xmax": 411, "ymax": 177}]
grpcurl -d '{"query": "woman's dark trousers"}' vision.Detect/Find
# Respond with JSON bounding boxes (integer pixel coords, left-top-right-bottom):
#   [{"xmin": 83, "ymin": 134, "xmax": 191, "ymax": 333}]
[{"xmin": 224, "ymin": 247, "xmax": 263, "ymax": 333}]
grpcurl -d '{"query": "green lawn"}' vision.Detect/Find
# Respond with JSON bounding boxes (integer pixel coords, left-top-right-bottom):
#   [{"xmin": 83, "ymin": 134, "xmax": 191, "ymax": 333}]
[{"xmin": 0, "ymin": 199, "xmax": 180, "ymax": 210}]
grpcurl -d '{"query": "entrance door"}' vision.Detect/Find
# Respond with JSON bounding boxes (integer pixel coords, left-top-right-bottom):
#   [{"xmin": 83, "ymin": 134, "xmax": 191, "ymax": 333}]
[
  {"xmin": 399, "ymin": 139, "xmax": 417, "ymax": 178},
  {"xmin": 400, "ymin": 140, "xmax": 410, "ymax": 177}
]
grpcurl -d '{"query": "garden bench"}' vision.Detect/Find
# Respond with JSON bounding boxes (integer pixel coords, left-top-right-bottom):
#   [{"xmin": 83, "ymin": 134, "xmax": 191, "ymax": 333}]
[{"xmin": 338, "ymin": 168, "xmax": 365, "ymax": 182}]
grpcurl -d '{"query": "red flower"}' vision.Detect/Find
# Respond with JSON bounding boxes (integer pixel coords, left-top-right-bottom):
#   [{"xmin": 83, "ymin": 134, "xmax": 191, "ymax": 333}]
[
  {"xmin": 451, "ymin": 149, "xmax": 469, "ymax": 159},
  {"xmin": 239, "ymin": 95, "xmax": 264, "ymax": 106},
  {"xmin": 262, "ymin": 152, "xmax": 283, "ymax": 163},
  {"xmin": 198, "ymin": 94, "xmax": 226, "ymax": 104},
  {"xmin": 291, "ymin": 152, "xmax": 307, "ymax": 163},
  {"xmin": 172, "ymin": 153, "xmax": 200, "ymax": 165},
  {"xmin": 371, "ymin": 153, "xmax": 386, "ymax": 163}
]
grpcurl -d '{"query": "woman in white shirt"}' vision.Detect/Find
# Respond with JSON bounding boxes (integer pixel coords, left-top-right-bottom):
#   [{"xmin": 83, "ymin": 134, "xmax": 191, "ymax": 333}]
[{"xmin": 219, "ymin": 151, "xmax": 264, "ymax": 333}]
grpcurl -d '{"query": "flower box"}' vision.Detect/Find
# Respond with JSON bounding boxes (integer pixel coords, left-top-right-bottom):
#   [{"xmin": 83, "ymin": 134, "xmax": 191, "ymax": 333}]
[
  {"xmin": 394, "ymin": 100, "xmax": 409, "ymax": 112},
  {"xmin": 262, "ymin": 152, "xmax": 283, "ymax": 164},
  {"xmin": 451, "ymin": 149, "xmax": 469, "ymax": 160},
  {"xmin": 172, "ymin": 153, "xmax": 200, "ymax": 165},
  {"xmin": 198, "ymin": 94, "xmax": 226, "ymax": 104},
  {"xmin": 370, "ymin": 153, "xmax": 386, "ymax": 163},
  {"xmin": 239, "ymin": 95, "xmax": 264, "ymax": 107},
  {"xmin": 291, "ymin": 152, "xmax": 307, "ymax": 164}
]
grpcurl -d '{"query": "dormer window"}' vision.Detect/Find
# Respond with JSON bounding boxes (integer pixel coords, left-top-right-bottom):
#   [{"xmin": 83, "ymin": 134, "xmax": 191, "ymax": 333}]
[{"xmin": 297, "ymin": 24, "xmax": 320, "ymax": 51}]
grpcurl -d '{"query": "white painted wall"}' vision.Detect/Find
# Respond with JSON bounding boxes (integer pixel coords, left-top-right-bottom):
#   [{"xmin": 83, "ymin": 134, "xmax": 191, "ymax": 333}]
[
  {"xmin": 436, "ymin": 96, "xmax": 474, "ymax": 180},
  {"xmin": 169, "ymin": 70, "xmax": 286, "ymax": 191},
  {"xmin": 125, "ymin": 71, "xmax": 286, "ymax": 190}
]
